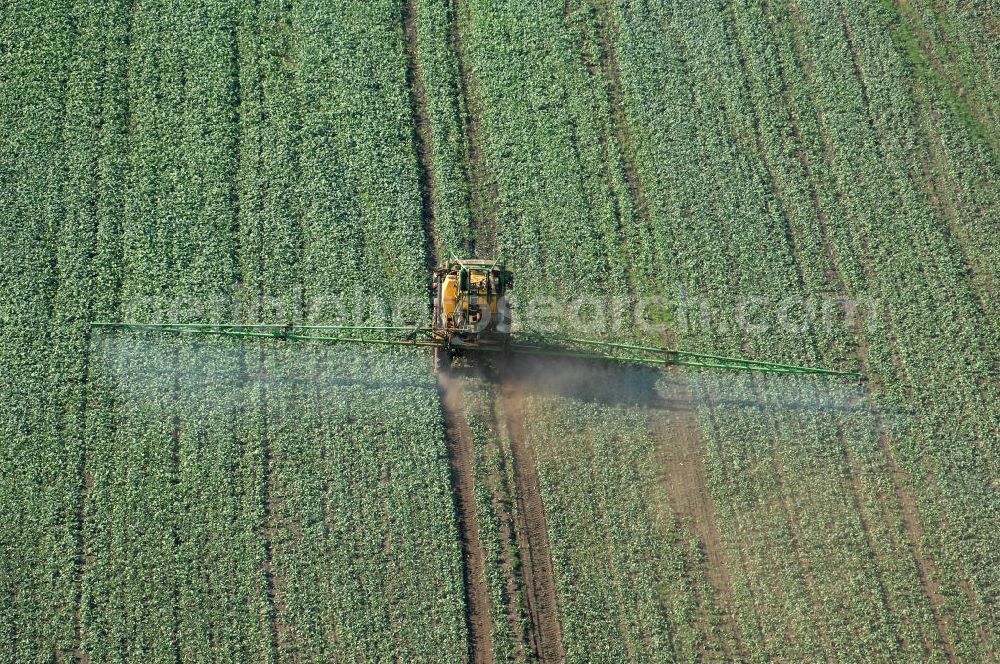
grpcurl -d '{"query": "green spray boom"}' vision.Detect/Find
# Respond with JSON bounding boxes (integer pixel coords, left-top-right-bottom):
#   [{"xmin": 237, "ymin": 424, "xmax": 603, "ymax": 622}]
[{"xmin": 89, "ymin": 322, "xmax": 864, "ymax": 381}]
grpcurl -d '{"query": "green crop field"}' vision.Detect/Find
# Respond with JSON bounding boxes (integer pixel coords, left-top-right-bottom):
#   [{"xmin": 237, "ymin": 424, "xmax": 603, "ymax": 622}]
[{"xmin": 1, "ymin": 0, "xmax": 997, "ymax": 662}]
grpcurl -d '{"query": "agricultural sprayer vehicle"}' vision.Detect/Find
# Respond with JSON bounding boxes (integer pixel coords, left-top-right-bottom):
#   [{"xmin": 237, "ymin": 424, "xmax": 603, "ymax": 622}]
[{"xmin": 92, "ymin": 257, "xmax": 864, "ymax": 381}]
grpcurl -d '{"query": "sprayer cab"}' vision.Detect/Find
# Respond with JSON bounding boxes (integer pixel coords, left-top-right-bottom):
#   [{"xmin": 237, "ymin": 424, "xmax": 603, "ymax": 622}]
[{"xmin": 432, "ymin": 258, "xmax": 513, "ymax": 357}]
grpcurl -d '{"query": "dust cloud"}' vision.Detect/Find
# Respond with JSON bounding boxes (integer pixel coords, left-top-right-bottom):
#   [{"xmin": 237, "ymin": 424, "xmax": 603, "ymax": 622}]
[{"xmin": 479, "ymin": 352, "xmax": 879, "ymax": 419}]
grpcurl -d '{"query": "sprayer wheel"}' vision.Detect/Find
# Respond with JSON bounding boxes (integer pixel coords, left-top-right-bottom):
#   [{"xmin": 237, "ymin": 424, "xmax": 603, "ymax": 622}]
[
  {"xmin": 443, "ymin": 347, "xmax": 452, "ymax": 373},
  {"xmin": 433, "ymin": 346, "xmax": 449, "ymax": 374}
]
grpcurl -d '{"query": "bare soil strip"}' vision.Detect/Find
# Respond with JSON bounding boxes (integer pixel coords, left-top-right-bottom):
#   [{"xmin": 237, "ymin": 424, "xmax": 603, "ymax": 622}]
[
  {"xmin": 876, "ymin": 425, "xmax": 958, "ymax": 663},
  {"xmin": 451, "ymin": 0, "xmax": 499, "ymax": 255},
  {"xmin": 259, "ymin": 379, "xmax": 289, "ymax": 660},
  {"xmin": 587, "ymin": 1, "xmax": 660, "ymax": 295},
  {"xmin": 402, "ymin": 0, "xmax": 439, "ymax": 269},
  {"xmin": 439, "ymin": 373, "xmax": 496, "ymax": 664},
  {"xmin": 650, "ymin": 407, "xmax": 744, "ymax": 660},
  {"xmin": 496, "ymin": 388, "xmax": 565, "ymax": 664},
  {"xmin": 474, "ymin": 377, "xmax": 532, "ymax": 659},
  {"xmin": 840, "ymin": 446, "xmax": 907, "ymax": 649}
]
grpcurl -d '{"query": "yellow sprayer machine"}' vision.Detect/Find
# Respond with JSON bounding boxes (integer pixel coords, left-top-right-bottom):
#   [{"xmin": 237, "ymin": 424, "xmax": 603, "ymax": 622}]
[{"xmin": 92, "ymin": 257, "xmax": 863, "ymax": 381}]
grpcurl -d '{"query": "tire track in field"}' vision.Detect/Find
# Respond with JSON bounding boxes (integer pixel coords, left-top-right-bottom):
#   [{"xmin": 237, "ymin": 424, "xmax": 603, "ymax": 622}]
[
  {"xmin": 167, "ymin": 367, "xmax": 183, "ymax": 663},
  {"xmin": 451, "ymin": 0, "xmax": 499, "ymax": 256},
  {"xmin": 258, "ymin": 364, "xmax": 289, "ymax": 660},
  {"xmin": 874, "ymin": 415, "xmax": 959, "ymax": 663},
  {"xmin": 469, "ymin": 375, "xmax": 533, "ymax": 661},
  {"xmin": 725, "ymin": 10, "xmax": 902, "ymax": 647},
  {"xmin": 403, "ymin": 4, "xmax": 495, "ymax": 661},
  {"xmin": 837, "ymin": 0, "xmax": 996, "ymax": 369},
  {"xmin": 784, "ymin": 0, "xmax": 913, "ymax": 396},
  {"xmin": 670, "ymin": 28, "xmax": 834, "ymax": 657},
  {"xmin": 747, "ymin": 382, "xmax": 837, "ymax": 660},
  {"xmin": 496, "ymin": 388, "xmax": 565, "ymax": 664},
  {"xmin": 430, "ymin": 0, "xmax": 561, "ymax": 657},
  {"xmin": 847, "ymin": 2, "xmax": 996, "ymax": 340},
  {"xmin": 439, "ymin": 373, "xmax": 496, "ymax": 664},
  {"xmin": 71, "ymin": 344, "xmax": 98, "ymax": 664},
  {"xmin": 67, "ymin": 177, "xmax": 104, "ymax": 664},
  {"xmin": 915, "ymin": 101, "xmax": 997, "ymax": 321},
  {"xmin": 900, "ymin": 0, "xmax": 1000, "ymax": 157},
  {"xmin": 491, "ymin": 441, "xmax": 533, "ymax": 661},
  {"xmin": 573, "ymin": 5, "xmax": 749, "ymax": 656},
  {"xmin": 582, "ymin": 0, "xmax": 661, "ymax": 302},
  {"xmin": 650, "ymin": 405, "xmax": 745, "ymax": 661},
  {"xmin": 402, "ymin": 0, "xmax": 439, "ymax": 271},
  {"xmin": 699, "ymin": 403, "xmax": 771, "ymax": 654}
]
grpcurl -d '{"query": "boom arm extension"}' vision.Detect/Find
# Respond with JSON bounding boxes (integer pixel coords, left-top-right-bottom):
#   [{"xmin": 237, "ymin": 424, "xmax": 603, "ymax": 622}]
[
  {"xmin": 90, "ymin": 323, "xmax": 863, "ymax": 380},
  {"xmin": 503, "ymin": 334, "xmax": 862, "ymax": 379},
  {"xmin": 91, "ymin": 322, "xmax": 442, "ymax": 348}
]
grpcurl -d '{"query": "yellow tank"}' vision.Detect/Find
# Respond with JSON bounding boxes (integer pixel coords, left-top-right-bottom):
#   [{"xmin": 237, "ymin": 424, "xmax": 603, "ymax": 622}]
[{"xmin": 441, "ymin": 273, "xmax": 459, "ymax": 324}]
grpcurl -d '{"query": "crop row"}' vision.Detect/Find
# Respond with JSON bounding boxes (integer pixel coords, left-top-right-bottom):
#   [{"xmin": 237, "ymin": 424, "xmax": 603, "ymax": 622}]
[
  {"xmin": 606, "ymin": 0, "xmax": 998, "ymax": 659},
  {"xmin": 0, "ymin": 1, "xmax": 80, "ymax": 660},
  {"xmin": 81, "ymin": 1, "xmax": 273, "ymax": 659},
  {"xmin": 795, "ymin": 0, "xmax": 998, "ymax": 655},
  {"xmin": 233, "ymin": 0, "xmax": 468, "ymax": 660},
  {"xmin": 411, "ymin": 0, "xmax": 475, "ymax": 256},
  {"xmin": 2, "ymin": 0, "xmax": 472, "ymax": 661},
  {"xmin": 459, "ymin": 0, "xmax": 631, "ymax": 301}
]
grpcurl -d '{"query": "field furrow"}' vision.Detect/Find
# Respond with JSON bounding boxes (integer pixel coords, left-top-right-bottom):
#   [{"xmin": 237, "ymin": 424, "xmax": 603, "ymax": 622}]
[
  {"xmin": 410, "ymin": 0, "xmax": 475, "ymax": 256},
  {"xmin": 461, "ymin": 373, "xmax": 533, "ymax": 663},
  {"xmin": 497, "ymin": 388, "xmax": 565, "ymax": 663},
  {"xmin": 440, "ymin": 373, "xmax": 496, "ymax": 664}
]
